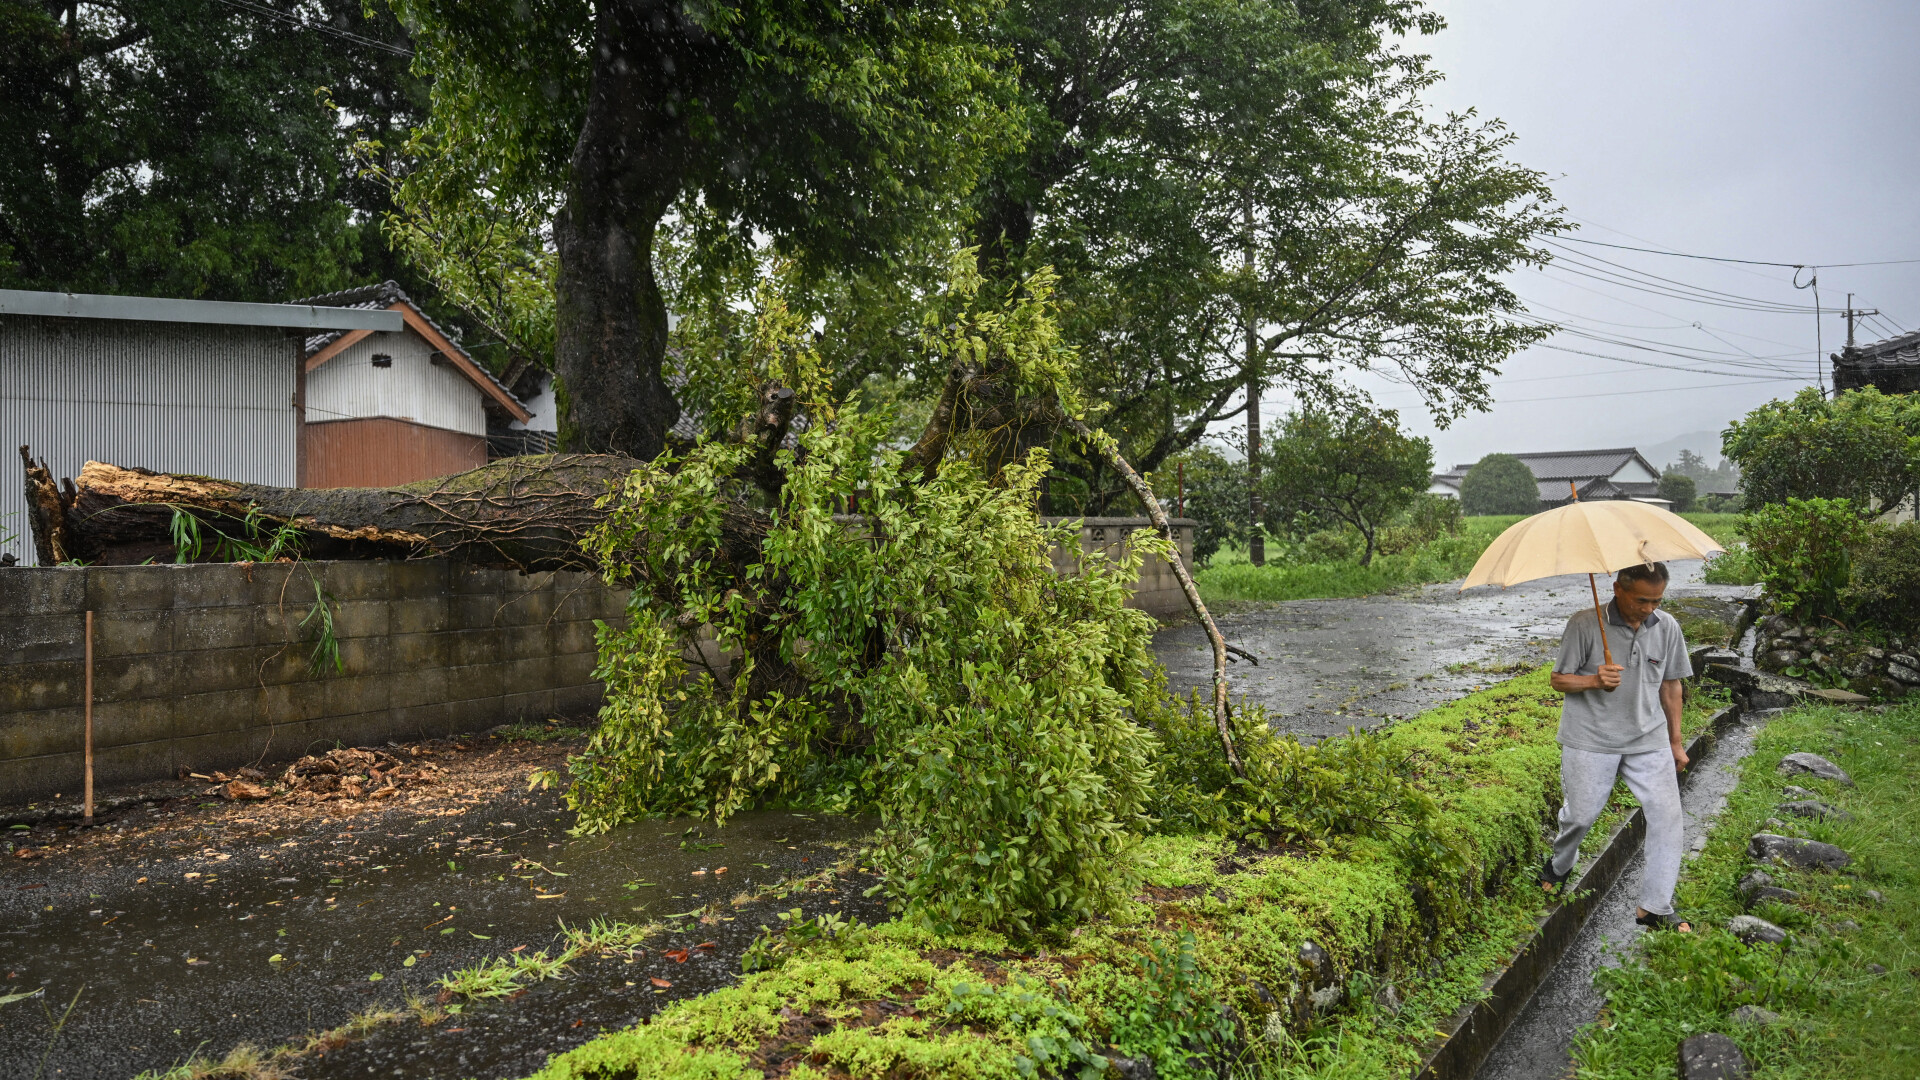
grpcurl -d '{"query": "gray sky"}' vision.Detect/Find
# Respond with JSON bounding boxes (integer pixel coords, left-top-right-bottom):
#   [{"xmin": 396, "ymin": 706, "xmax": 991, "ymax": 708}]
[{"xmin": 1248, "ymin": 0, "xmax": 1920, "ymax": 471}]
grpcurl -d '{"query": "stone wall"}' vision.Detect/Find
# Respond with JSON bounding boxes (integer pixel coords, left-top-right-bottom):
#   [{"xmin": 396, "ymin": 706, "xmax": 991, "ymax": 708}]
[
  {"xmin": 1044, "ymin": 517, "xmax": 1197, "ymax": 618},
  {"xmin": 0, "ymin": 561, "xmax": 625, "ymax": 803}
]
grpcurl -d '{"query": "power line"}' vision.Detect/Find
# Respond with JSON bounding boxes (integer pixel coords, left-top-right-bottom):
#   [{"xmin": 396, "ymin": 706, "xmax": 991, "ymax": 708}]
[
  {"xmin": 1493, "ymin": 375, "xmax": 1810, "ymax": 404},
  {"xmin": 1542, "ymin": 243, "xmax": 1826, "ymax": 313},
  {"xmin": 1552, "ymin": 233, "xmax": 1920, "ymax": 269},
  {"xmin": 210, "ymin": 0, "xmax": 413, "ymax": 56}
]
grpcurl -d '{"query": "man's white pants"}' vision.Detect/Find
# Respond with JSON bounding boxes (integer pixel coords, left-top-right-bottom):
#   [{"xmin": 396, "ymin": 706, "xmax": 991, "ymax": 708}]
[{"xmin": 1548, "ymin": 745, "xmax": 1684, "ymax": 916}]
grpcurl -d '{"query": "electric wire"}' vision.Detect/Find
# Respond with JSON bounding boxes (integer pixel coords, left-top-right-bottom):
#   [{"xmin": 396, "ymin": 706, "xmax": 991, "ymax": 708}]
[
  {"xmin": 1552, "ymin": 233, "xmax": 1920, "ymax": 269},
  {"xmin": 209, "ymin": 0, "xmax": 413, "ymax": 56}
]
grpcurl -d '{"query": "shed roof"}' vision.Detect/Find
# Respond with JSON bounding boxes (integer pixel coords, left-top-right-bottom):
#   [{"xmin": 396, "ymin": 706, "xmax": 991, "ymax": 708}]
[
  {"xmin": 291, "ymin": 281, "xmax": 529, "ymax": 423},
  {"xmin": 0, "ymin": 288, "xmax": 402, "ymax": 332}
]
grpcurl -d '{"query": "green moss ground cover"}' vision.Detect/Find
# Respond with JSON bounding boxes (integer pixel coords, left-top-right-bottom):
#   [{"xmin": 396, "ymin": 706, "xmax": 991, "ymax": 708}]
[
  {"xmin": 1570, "ymin": 700, "xmax": 1920, "ymax": 1079},
  {"xmin": 522, "ymin": 672, "xmax": 1722, "ymax": 1080},
  {"xmin": 1196, "ymin": 514, "xmax": 1742, "ymax": 606}
]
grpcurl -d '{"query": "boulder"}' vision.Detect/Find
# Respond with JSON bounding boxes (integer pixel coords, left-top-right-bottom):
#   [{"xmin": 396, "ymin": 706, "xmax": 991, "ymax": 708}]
[
  {"xmin": 1804, "ymin": 687, "xmax": 1869, "ymax": 705},
  {"xmin": 1743, "ymin": 885, "xmax": 1801, "ymax": 910},
  {"xmin": 1679, "ymin": 1032, "xmax": 1751, "ymax": 1080},
  {"xmin": 1780, "ymin": 785, "xmax": 1816, "ymax": 800},
  {"xmin": 1748, "ymin": 833, "xmax": 1851, "ymax": 871},
  {"xmin": 1889, "ymin": 661, "xmax": 1920, "ymax": 686},
  {"xmin": 1730, "ymin": 1005, "xmax": 1782, "ymax": 1027},
  {"xmin": 1727, "ymin": 915, "xmax": 1789, "ymax": 945},
  {"xmin": 1736, "ymin": 869, "xmax": 1774, "ymax": 892},
  {"xmin": 1776, "ymin": 799, "xmax": 1852, "ymax": 821},
  {"xmin": 1776, "ymin": 752, "xmax": 1854, "ymax": 785}
]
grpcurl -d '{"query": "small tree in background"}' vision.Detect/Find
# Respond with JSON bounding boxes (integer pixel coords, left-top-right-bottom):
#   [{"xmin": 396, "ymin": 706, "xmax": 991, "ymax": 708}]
[
  {"xmin": 1723, "ymin": 387, "xmax": 1920, "ymax": 516},
  {"xmin": 1262, "ymin": 406, "xmax": 1432, "ymax": 566},
  {"xmin": 1658, "ymin": 471, "xmax": 1697, "ymax": 512},
  {"xmin": 1460, "ymin": 453, "xmax": 1539, "ymax": 516}
]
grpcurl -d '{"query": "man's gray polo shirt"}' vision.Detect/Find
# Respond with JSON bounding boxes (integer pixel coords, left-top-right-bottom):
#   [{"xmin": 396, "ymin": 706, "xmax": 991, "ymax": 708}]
[{"xmin": 1554, "ymin": 600, "xmax": 1692, "ymax": 755}]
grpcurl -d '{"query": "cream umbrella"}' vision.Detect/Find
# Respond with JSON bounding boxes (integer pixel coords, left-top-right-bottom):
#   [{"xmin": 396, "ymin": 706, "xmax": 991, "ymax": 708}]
[{"xmin": 1462, "ymin": 483, "xmax": 1724, "ymax": 679}]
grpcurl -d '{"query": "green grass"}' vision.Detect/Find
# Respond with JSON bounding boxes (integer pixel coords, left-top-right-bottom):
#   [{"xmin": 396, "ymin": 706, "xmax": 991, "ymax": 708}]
[
  {"xmin": 1571, "ymin": 700, "xmax": 1920, "ymax": 1078},
  {"xmin": 1196, "ymin": 512, "xmax": 1750, "ymax": 606}
]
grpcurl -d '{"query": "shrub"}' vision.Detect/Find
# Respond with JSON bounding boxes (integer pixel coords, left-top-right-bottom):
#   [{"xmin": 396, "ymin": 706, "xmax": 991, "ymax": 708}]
[
  {"xmin": 1700, "ymin": 546, "xmax": 1760, "ymax": 586},
  {"xmin": 1377, "ymin": 492, "xmax": 1463, "ymax": 554},
  {"xmin": 1459, "ymin": 453, "xmax": 1538, "ymax": 515},
  {"xmin": 1741, "ymin": 498, "xmax": 1864, "ymax": 622},
  {"xmin": 1841, "ymin": 520, "xmax": 1920, "ymax": 634},
  {"xmin": 1260, "ymin": 405, "xmax": 1433, "ymax": 565},
  {"xmin": 1723, "ymin": 386, "xmax": 1920, "ymax": 513},
  {"xmin": 1657, "ymin": 470, "xmax": 1696, "ymax": 512}
]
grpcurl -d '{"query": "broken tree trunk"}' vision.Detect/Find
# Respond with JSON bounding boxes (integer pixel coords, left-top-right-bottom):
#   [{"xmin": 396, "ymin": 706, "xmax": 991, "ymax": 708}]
[{"xmin": 18, "ymin": 446, "xmax": 659, "ymax": 572}]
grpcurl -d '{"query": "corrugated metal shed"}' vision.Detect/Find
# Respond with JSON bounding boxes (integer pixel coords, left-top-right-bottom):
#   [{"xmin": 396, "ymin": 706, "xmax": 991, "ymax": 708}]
[{"xmin": 0, "ymin": 290, "xmax": 399, "ymax": 566}]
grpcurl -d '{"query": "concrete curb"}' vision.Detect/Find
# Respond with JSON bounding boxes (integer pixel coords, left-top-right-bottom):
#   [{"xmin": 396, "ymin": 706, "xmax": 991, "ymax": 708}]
[{"xmin": 1412, "ymin": 704, "xmax": 1744, "ymax": 1080}]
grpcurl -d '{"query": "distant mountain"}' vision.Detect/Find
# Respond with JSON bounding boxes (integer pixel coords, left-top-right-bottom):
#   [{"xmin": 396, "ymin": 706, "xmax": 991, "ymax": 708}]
[{"xmin": 1639, "ymin": 430, "xmax": 1728, "ymax": 472}]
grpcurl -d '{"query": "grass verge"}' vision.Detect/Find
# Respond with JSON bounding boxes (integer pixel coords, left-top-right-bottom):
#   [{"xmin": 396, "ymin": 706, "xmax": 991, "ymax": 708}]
[
  {"xmin": 1571, "ymin": 700, "xmax": 1920, "ymax": 1078},
  {"xmin": 1196, "ymin": 513, "xmax": 1740, "ymax": 606},
  {"xmin": 521, "ymin": 671, "xmax": 1722, "ymax": 1080}
]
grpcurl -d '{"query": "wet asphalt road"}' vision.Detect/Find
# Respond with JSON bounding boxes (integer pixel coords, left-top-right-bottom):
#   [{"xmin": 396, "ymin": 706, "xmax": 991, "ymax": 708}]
[
  {"xmin": 0, "ymin": 788, "xmax": 870, "ymax": 1080},
  {"xmin": 1154, "ymin": 560, "xmax": 1753, "ymax": 739},
  {"xmin": 1475, "ymin": 709, "xmax": 1769, "ymax": 1080}
]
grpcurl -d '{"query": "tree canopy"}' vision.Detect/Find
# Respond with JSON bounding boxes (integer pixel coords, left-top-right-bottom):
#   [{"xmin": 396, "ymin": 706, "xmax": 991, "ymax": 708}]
[
  {"xmin": 1260, "ymin": 406, "xmax": 1432, "ymax": 565},
  {"xmin": 1723, "ymin": 387, "xmax": 1920, "ymax": 516},
  {"xmin": 1657, "ymin": 470, "xmax": 1697, "ymax": 512},
  {"xmin": 0, "ymin": 0, "xmax": 424, "ymax": 302},
  {"xmin": 390, "ymin": 0, "xmax": 1021, "ymax": 457},
  {"xmin": 1460, "ymin": 453, "xmax": 1538, "ymax": 516},
  {"xmin": 960, "ymin": 0, "xmax": 1563, "ymax": 512}
]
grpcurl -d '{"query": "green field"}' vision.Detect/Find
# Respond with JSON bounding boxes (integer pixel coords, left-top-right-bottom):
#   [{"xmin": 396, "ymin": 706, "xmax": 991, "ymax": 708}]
[{"xmin": 1196, "ymin": 512, "xmax": 1747, "ymax": 605}]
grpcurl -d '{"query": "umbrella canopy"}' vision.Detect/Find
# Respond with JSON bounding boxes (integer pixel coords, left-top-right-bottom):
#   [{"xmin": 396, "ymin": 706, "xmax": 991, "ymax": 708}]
[{"xmin": 1462, "ymin": 499, "xmax": 1725, "ymax": 591}]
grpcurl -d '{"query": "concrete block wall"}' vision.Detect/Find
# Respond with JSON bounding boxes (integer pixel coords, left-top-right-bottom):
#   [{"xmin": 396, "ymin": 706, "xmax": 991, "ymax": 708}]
[
  {"xmin": 0, "ymin": 561, "xmax": 627, "ymax": 803},
  {"xmin": 1044, "ymin": 517, "xmax": 1197, "ymax": 618}
]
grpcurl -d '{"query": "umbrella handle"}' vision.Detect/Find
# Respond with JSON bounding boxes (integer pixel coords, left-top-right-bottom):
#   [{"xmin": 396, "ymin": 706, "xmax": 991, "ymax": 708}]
[
  {"xmin": 1589, "ymin": 571, "xmax": 1616, "ymax": 692},
  {"xmin": 1570, "ymin": 482, "xmax": 1617, "ymax": 693}
]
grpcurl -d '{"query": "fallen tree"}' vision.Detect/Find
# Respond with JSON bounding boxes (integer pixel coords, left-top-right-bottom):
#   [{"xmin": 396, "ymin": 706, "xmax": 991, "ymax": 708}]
[
  {"xmin": 18, "ymin": 447, "xmax": 645, "ymax": 571},
  {"xmin": 22, "ymin": 263, "xmax": 1253, "ymax": 930}
]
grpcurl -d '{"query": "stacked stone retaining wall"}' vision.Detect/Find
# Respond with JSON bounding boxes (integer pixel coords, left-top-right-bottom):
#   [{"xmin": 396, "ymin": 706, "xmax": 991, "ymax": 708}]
[{"xmin": 0, "ymin": 561, "xmax": 625, "ymax": 803}]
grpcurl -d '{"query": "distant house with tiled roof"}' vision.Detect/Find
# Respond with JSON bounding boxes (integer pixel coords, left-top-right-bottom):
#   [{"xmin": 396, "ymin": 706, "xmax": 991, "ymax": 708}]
[
  {"xmin": 1833, "ymin": 331, "xmax": 1920, "ymax": 395},
  {"xmin": 1429, "ymin": 447, "xmax": 1666, "ymax": 510},
  {"xmin": 293, "ymin": 281, "xmax": 535, "ymax": 488}
]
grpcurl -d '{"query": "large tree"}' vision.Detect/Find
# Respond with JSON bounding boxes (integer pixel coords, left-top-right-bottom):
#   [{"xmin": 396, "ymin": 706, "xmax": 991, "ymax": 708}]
[
  {"xmin": 962, "ymin": 0, "xmax": 1562, "ymax": 513},
  {"xmin": 391, "ymin": 0, "xmax": 1019, "ymax": 458},
  {"xmin": 0, "ymin": 0, "xmax": 424, "ymax": 301}
]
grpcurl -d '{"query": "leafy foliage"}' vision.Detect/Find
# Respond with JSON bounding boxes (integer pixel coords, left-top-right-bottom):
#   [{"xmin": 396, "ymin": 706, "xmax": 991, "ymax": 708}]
[
  {"xmin": 571, "ymin": 276, "xmax": 1164, "ymax": 935},
  {"xmin": 1459, "ymin": 453, "xmax": 1539, "ymax": 516},
  {"xmin": 968, "ymin": 0, "xmax": 1563, "ymax": 511},
  {"xmin": 1841, "ymin": 521, "xmax": 1920, "ymax": 635},
  {"xmin": 1657, "ymin": 470, "xmax": 1697, "ymax": 512},
  {"xmin": 1723, "ymin": 387, "xmax": 1920, "ymax": 514},
  {"xmin": 1260, "ymin": 406, "xmax": 1433, "ymax": 566},
  {"xmin": 0, "ymin": 0, "xmax": 422, "ymax": 301},
  {"xmin": 1742, "ymin": 498, "xmax": 1865, "ymax": 623}
]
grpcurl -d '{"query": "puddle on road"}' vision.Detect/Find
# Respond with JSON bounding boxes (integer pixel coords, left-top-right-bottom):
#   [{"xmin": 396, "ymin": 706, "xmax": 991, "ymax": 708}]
[{"xmin": 1, "ymin": 801, "xmax": 873, "ymax": 1080}]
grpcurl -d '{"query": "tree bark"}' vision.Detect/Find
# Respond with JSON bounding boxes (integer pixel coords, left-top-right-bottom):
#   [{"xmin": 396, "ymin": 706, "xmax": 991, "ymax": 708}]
[
  {"xmin": 551, "ymin": 1, "xmax": 709, "ymax": 459},
  {"xmin": 19, "ymin": 448, "xmax": 651, "ymax": 572}
]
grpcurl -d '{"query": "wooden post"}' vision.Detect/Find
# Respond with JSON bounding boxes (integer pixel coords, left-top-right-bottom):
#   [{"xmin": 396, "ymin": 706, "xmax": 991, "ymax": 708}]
[{"xmin": 84, "ymin": 609, "xmax": 94, "ymax": 819}]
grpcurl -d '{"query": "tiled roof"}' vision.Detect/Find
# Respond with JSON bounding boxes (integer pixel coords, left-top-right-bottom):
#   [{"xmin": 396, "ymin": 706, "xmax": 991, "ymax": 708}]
[
  {"xmin": 1510, "ymin": 447, "xmax": 1646, "ymax": 481},
  {"xmin": 289, "ymin": 280, "xmax": 524, "ymax": 413},
  {"xmin": 1834, "ymin": 330, "xmax": 1920, "ymax": 369}
]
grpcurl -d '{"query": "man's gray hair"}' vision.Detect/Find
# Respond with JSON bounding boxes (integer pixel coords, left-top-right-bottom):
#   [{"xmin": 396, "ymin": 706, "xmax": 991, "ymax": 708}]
[{"xmin": 1616, "ymin": 561, "xmax": 1669, "ymax": 587}]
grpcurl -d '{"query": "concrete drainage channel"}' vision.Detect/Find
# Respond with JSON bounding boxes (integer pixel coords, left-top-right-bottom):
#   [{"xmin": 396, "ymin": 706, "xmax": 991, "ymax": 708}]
[{"xmin": 1407, "ymin": 703, "xmax": 1763, "ymax": 1080}]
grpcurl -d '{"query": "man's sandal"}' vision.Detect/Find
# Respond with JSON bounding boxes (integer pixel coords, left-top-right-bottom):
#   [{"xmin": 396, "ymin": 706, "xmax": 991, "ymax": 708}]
[
  {"xmin": 1537, "ymin": 855, "xmax": 1572, "ymax": 897},
  {"xmin": 1634, "ymin": 910, "xmax": 1692, "ymax": 932}
]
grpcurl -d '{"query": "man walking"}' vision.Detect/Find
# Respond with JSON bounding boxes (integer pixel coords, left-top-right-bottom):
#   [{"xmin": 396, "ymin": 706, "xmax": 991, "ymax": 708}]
[{"xmin": 1537, "ymin": 562, "xmax": 1693, "ymax": 931}]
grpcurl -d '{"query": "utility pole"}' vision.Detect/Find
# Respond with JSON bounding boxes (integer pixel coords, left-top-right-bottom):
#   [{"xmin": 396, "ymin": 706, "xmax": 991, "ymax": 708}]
[
  {"xmin": 1841, "ymin": 292, "xmax": 1879, "ymax": 349},
  {"xmin": 1243, "ymin": 192, "xmax": 1264, "ymax": 566}
]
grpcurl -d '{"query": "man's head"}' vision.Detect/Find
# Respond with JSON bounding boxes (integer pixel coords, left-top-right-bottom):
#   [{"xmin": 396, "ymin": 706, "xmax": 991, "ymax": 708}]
[{"xmin": 1613, "ymin": 562, "xmax": 1669, "ymax": 624}]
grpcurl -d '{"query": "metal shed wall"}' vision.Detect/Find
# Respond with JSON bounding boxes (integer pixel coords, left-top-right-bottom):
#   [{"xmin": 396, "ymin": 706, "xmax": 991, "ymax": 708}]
[{"xmin": 1, "ymin": 316, "xmax": 298, "ymax": 565}]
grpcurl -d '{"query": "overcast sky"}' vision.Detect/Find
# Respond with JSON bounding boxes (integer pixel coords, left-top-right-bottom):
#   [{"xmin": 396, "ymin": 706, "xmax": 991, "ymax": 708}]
[{"xmin": 1238, "ymin": 0, "xmax": 1920, "ymax": 472}]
